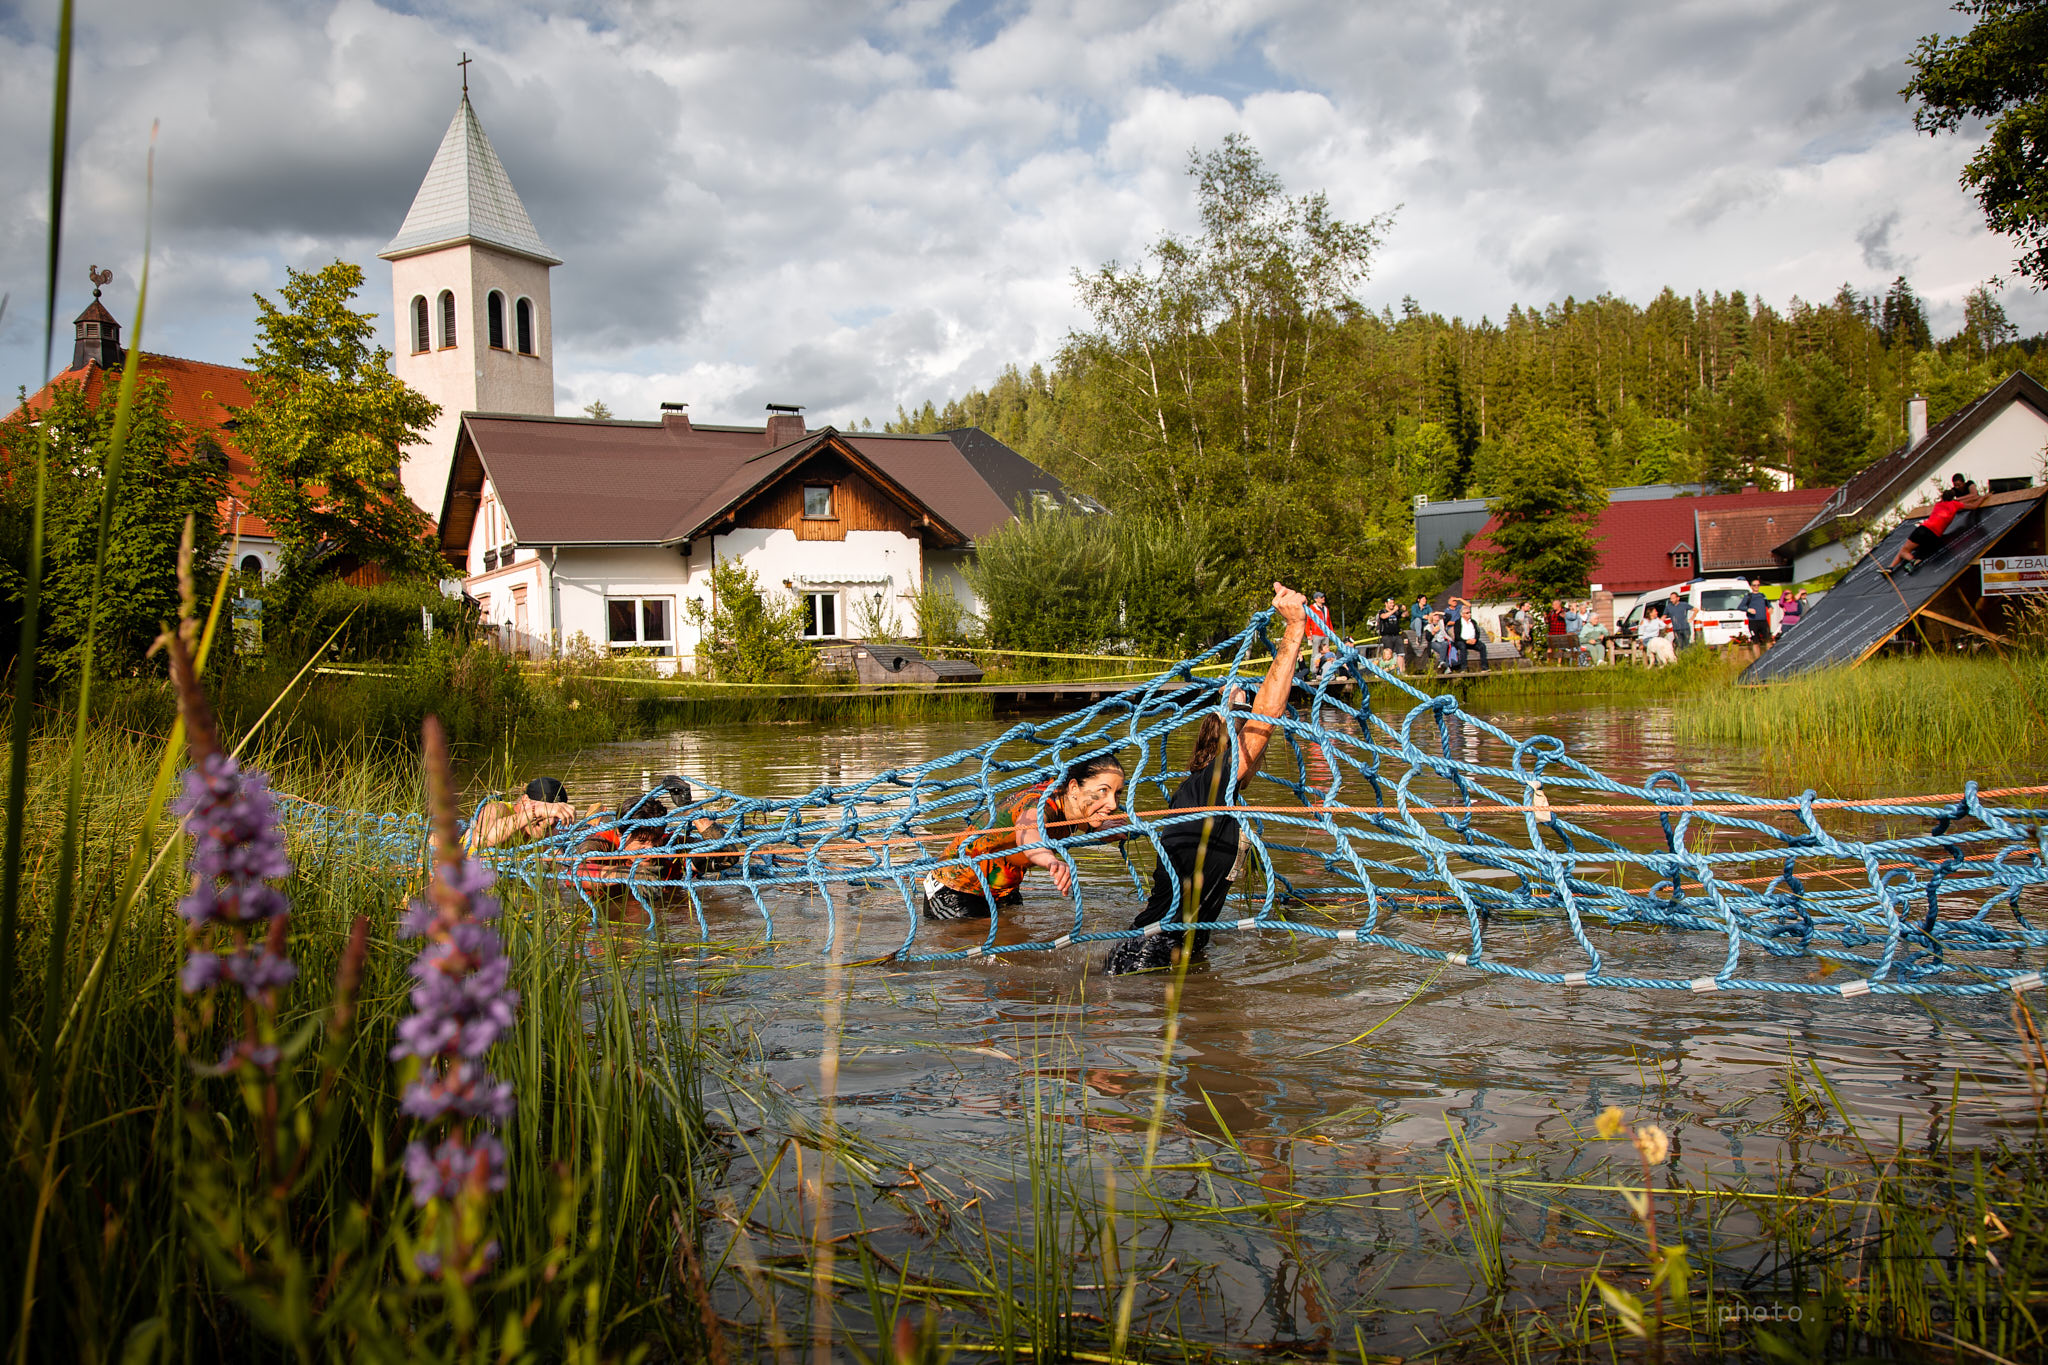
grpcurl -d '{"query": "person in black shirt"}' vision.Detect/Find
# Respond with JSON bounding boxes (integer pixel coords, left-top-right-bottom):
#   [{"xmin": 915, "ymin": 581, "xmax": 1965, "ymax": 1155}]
[{"xmin": 1103, "ymin": 582, "xmax": 1309, "ymax": 975}]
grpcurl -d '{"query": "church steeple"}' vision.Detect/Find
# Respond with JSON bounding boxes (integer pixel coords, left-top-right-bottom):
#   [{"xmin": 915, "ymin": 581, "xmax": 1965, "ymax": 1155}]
[
  {"xmin": 379, "ymin": 94, "xmax": 561, "ymax": 267},
  {"xmin": 382, "ymin": 81, "xmax": 559, "ymax": 517},
  {"xmin": 71, "ymin": 265, "xmax": 124, "ymax": 372}
]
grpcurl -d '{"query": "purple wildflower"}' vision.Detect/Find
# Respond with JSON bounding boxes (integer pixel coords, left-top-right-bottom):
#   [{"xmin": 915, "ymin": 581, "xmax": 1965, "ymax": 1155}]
[
  {"xmin": 392, "ymin": 814, "xmax": 521, "ymax": 1277},
  {"xmin": 176, "ymin": 752, "xmax": 293, "ymax": 1004}
]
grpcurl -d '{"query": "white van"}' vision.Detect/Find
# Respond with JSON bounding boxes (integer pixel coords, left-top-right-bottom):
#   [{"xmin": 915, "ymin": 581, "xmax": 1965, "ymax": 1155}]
[{"xmin": 1618, "ymin": 578, "xmax": 1755, "ymax": 645}]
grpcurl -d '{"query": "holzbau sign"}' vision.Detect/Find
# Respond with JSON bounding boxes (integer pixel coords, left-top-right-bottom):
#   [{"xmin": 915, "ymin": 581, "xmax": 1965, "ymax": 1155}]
[{"xmin": 1979, "ymin": 554, "xmax": 2048, "ymax": 595}]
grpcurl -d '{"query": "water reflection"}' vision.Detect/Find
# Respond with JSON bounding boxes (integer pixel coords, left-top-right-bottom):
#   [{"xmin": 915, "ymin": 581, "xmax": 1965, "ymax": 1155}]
[{"xmin": 520, "ymin": 700, "xmax": 2045, "ymax": 1346}]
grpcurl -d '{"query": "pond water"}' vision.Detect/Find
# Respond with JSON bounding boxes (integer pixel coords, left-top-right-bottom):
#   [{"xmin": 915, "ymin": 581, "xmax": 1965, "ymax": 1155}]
[{"xmin": 515, "ymin": 698, "xmax": 2047, "ymax": 1352}]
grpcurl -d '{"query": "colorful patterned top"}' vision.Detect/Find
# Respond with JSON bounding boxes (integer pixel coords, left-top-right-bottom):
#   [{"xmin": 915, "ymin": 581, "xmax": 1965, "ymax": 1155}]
[{"xmin": 930, "ymin": 782, "xmax": 1054, "ymax": 899}]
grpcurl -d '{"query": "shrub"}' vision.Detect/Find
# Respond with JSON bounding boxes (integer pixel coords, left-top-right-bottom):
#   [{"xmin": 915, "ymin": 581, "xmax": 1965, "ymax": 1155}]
[
  {"xmin": 279, "ymin": 577, "xmax": 475, "ymax": 662},
  {"xmin": 685, "ymin": 558, "xmax": 814, "ymax": 682},
  {"xmin": 966, "ymin": 508, "xmax": 1237, "ymax": 655},
  {"xmin": 906, "ymin": 572, "xmax": 977, "ymax": 647}
]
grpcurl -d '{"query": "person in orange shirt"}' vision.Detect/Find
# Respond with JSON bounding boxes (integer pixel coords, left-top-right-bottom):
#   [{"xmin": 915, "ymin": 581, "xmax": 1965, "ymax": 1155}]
[{"xmin": 922, "ymin": 754, "xmax": 1127, "ymax": 919}]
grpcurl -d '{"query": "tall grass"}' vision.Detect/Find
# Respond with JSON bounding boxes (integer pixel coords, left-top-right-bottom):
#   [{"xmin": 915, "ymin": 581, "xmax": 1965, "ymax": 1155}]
[
  {"xmin": 0, "ymin": 721, "xmax": 720, "ymax": 1359},
  {"xmin": 1676, "ymin": 653, "xmax": 2048, "ymax": 788}
]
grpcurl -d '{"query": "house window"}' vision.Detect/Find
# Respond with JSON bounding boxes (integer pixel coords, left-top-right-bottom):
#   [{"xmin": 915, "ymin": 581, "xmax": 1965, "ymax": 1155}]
[
  {"xmin": 487, "ymin": 291, "xmax": 507, "ymax": 349},
  {"xmin": 803, "ymin": 484, "xmax": 834, "ymax": 519},
  {"xmin": 411, "ymin": 295, "xmax": 430, "ymax": 353},
  {"xmin": 801, "ymin": 592, "xmax": 840, "ymax": 639},
  {"xmin": 1991, "ymin": 476, "xmax": 2034, "ymax": 494},
  {"xmin": 1669, "ymin": 546, "xmax": 1692, "ymax": 571},
  {"xmin": 515, "ymin": 297, "xmax": 535, "ymax": 354},
  {"xmin": 606, "ymin": 597, "xmax": 675, "ymax": 655},
  {"xmin": 239, "ymin": 554, "xmax": 263, "ymax": 580},
  {"xmin": 438, "ymin": 290, "xmax": 457, "ymax": 349}
]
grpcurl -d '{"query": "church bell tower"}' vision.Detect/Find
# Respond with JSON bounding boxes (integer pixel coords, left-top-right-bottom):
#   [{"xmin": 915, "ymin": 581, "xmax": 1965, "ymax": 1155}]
[{"xmin": 380, "ymin": 80, "xmax": 560, "ymax": 517}]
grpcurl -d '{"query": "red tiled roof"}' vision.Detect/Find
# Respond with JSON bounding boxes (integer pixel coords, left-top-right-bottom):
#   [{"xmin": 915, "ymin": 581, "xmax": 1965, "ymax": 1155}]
[
  {"xmin": 1464, "ymin": 486, "xmax": 1836, "ymax": 595},
  {"xmin": 13, "ymin": 352, "xmax": 275, "ymax": 540},
  {"xmin": 1696, "ymin": 504, "xmax": 1811, "ymax": 573}
]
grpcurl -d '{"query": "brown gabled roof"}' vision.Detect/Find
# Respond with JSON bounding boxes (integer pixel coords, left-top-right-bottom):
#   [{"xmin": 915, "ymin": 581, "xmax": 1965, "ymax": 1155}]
[
  {"xmin": 1774, "ymin": 370, "xmax": 2048, "ymax": 560},
  {"xmin": 1696, "ymin": 500, "xmax": 1830, "ymax": 573},
  {"xmin": 439, "ymin": 414, "xmax": 1070, "ymax": 563}
]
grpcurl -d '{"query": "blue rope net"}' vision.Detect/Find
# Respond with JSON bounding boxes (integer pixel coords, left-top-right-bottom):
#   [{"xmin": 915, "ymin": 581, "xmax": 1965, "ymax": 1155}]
[{"xmin": 276, "ymin": 612, "xmax": 2048, "ymax": 998}]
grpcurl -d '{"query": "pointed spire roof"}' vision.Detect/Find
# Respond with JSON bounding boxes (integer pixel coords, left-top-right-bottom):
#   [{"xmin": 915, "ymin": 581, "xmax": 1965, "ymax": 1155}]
[{"xmin": 380, "ymin": 95, "xmax": 560, "ymax": 265}]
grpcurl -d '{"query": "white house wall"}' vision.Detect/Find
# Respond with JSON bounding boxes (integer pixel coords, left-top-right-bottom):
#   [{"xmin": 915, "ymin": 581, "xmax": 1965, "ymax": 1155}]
[
  {"xmin": 708, "ymin": 526, "xmax": 924, "ymax": 645},
  {"xmin": 548, "ymin": 547, "xmax": 694, "ymax": 671}
]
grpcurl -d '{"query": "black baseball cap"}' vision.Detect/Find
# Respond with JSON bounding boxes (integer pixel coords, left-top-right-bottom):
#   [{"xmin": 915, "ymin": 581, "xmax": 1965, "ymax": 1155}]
[{"xmin": 525, "ymin": 777, "xmax": 568, "ymax": 804}]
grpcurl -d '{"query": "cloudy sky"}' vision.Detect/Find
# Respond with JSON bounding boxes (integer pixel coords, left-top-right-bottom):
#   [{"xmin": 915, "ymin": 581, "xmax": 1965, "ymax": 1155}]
[{"xmin": 0, "ymin": 0, "xmax": 2023, "ymax": 428}]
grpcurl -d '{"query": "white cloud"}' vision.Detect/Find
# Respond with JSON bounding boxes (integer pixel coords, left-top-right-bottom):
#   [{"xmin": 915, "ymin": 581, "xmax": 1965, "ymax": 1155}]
[{"xmin": 0, "ymin": 0, "xmax": 2027, "ymax": 431}]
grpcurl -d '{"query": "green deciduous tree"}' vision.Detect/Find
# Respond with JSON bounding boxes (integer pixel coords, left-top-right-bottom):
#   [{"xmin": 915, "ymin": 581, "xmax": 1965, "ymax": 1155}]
[
  {"xmin": 235, "ymin": 261, "xmax": 444, "ymax": 582},
  {"xmin": 0, "ymin": 375, "xmax": 226, "ymax": 677},
  {"xmin": 1472, "ymin": 412, "xmax": 1607, "ymax": 603},
  {"xmin": 1907, "ymin": 1, "xmax": 2048, "ymax": 285},
  {"xmin": 1050, "ymin": 136, "xmax": 1396, "ymax": 597}
]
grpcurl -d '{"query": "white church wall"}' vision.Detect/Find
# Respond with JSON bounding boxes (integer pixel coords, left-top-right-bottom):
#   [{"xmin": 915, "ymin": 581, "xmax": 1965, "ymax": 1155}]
[
  {"xmin": 469, "ymin": 250, "xmax": 554, "ymax": 416},
  {"xmin": 390, "ymin": 247, "xmax": 555, "ymax": 519}
]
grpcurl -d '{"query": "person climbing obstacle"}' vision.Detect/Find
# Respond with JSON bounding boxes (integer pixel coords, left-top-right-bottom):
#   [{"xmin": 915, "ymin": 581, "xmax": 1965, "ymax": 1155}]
[
  {"xmin": 921, "ymin": 754, "xmax": 1127, "ymax": 919},
  {"xmin": 1102, "ymin": 581, "xmax": 1309, "ymax": 976},
  {"xmin": 461, "ymin": 776, "xmax": 583, "ymax": 852},
  {"xmin": 1885, "ymin": 488, "xmax": 1982, "ymax": 575}
]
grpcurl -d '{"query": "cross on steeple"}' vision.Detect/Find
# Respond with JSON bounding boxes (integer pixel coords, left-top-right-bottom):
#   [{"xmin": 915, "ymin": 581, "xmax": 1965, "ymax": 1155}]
[{"xmin": 458, "ymin": 51, "xmax": 471, "ymax": 95}]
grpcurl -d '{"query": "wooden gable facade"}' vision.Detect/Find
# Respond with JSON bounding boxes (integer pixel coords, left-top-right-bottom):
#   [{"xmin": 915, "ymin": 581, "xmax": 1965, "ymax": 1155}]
[
  {"xmin": 734, "ymin": 449, "xmax": 921, "ymax": 541},
  {"xmin": 717, "ymin": 436, "xmax": 966, "ymax": 548}
]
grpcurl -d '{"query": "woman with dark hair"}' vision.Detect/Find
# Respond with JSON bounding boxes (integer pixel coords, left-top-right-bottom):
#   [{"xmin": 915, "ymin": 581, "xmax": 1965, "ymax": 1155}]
[
  {"xmin": 922, "ymin": 752, "xmax": 1128, "ymax": 919},
  {"xmin": 1103, "ymin": 581, "xmax": 1309, "ymax": 975}
]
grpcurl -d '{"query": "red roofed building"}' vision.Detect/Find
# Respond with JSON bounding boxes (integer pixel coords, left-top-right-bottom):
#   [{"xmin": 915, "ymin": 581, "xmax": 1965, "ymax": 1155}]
[
  {"xmin": 11, "ymin": 281, "xmax": 280, "ymax": 579},
  {"xmin": 1462, "ymin": 484, "xmax": 1835, "ymax": 613}
]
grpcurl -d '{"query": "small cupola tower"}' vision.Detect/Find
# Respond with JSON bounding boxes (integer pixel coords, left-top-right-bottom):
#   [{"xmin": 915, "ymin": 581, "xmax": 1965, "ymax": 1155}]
[{"xmin": 71, "ymin": 265, "xmax": 124, "ymax": 372}]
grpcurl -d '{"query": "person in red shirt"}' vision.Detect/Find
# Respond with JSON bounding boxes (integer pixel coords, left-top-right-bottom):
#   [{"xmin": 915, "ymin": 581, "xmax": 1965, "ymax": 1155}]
[{"xmin": 1885, "ymin": 490, "xmax": 1981, "ymax": 573}]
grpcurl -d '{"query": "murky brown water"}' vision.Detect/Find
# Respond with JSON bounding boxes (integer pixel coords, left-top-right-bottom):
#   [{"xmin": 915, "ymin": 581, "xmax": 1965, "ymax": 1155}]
[{"xmin": 517, "ymin": 699, "xmax": 2047, "ymax": 1350}]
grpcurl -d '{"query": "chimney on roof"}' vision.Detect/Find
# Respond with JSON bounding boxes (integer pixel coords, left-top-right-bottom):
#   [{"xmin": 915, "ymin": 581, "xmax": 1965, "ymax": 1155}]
[
  {"xmin": 660, "ymin": 401, "xmax": 691, "ymax": 435},
  {"xmin": 1908, "ymin": 393, "xmax": 1929, "ymax": 448},
  {"xmin": 764, "ymin": 402, "xmax": 806, "ymax": 448},
  {"xmin": 71, "ymin": 266, "xmax": 124, "ymax": 372}
]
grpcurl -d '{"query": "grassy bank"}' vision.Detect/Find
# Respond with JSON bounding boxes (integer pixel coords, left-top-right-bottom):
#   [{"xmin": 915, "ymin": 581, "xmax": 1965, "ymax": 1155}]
[
  {"xmin": 1677, "ymin": 652, "xmax": 2048, "ymax": 789},
  {"xmin": 6, "ymin": 713, "xmax": 2048, "ymax": 1360},
  {"xmin": 0, "ymin": 725, "xmax": 720, "ymax": 1360}
]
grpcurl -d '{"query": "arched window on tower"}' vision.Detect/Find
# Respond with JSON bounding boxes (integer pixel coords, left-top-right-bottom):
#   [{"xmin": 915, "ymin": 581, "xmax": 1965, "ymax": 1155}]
[
  {"xmin": 411, "ymin": 295, "xmax": 430, "ymax": 354},
  {"xmin": 438, "ymin": 290, "xmax": 457, "ymax": 349},
  {"xmin": 515, "ymin": 297, "xmax": 535, "ymax": 355},
  {"xmin": 487, "ymin": 291, "xmax": 506, "ymax": 349}
]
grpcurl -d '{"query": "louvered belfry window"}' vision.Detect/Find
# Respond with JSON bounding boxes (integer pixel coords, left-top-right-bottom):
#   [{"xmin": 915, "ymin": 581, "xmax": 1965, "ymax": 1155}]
[
  {"xmin": 411, "ymin": 296, "xmax": 429, "ymax": 353},
  {"xmin": 487, "ymin": 291, "xmax": 506, "ymax": 349},
  {"xmin": 438, "ymin": 291, "xmax": 457, "ymax": 348}
]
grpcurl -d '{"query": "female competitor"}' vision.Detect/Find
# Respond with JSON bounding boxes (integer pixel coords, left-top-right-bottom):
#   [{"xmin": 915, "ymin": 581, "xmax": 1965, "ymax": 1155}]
[
  {"xmin": 921, "ymin": 754, "xmax": 1127, "ymax": 919},
  {"xmin": 1102, "ymin": 581, "xmax": 1308, "ymax": 975}
]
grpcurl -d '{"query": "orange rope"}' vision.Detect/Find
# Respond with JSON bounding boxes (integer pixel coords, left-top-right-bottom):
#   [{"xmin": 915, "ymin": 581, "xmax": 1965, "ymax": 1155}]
[{"xmin": 546, "ymin": 785, "xmax": 2048, "ymax": 864}]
